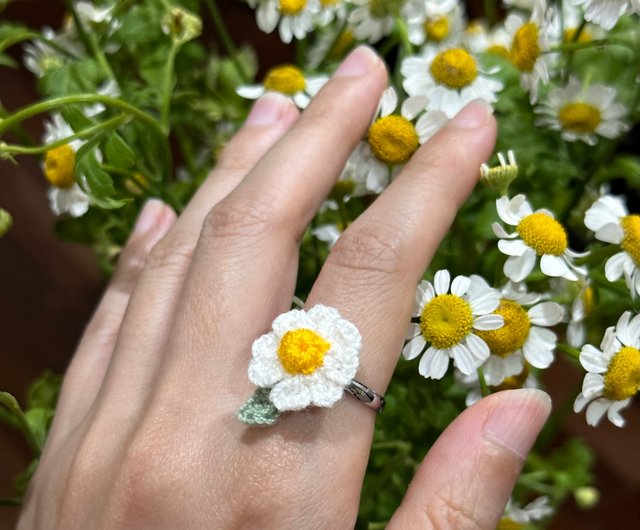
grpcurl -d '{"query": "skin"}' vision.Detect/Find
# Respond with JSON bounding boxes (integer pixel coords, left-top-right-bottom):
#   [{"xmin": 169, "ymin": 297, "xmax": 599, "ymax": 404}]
[{"xmin": 19, "ymin": 46, "xmax": 551, "ymax": 530}]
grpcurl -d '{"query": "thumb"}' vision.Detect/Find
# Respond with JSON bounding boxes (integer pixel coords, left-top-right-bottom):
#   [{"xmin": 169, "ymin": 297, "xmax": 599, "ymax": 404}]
[{"xmin": 388, "ymin": 388, "xmax": 551, "ymax": 529}]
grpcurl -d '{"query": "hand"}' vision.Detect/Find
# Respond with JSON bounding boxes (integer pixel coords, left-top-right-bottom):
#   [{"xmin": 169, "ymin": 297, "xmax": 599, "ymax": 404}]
[{"xmin": 19, "ymin": 46, "xmax": 551, "ymax": 529}]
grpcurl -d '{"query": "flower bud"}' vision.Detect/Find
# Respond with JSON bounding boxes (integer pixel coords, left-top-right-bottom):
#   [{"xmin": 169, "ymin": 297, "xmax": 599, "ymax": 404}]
[
  {"xmin": 574, "ymin": 486, "xmax": 600, "ymax": 509},
  {"xmin": 480, "ymin": 150, "xmax": 518, "ymax": 195},
  {"xmin": 0, "ymin": 208, "xmax": 13, "ymax": 237},
  {"xmin": 162, "ymin": 6, "xmax": 202, "ymax": 44}
]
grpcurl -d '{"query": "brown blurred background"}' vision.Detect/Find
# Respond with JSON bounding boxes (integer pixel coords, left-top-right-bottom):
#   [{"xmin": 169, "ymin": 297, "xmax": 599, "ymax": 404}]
[{"xmin": 1, "ymin": 1, "xmax": 639, "ymax": 528}]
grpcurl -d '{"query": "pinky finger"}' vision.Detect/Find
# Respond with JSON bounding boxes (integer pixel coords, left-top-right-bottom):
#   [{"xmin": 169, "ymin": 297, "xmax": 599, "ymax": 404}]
[
  {"xmin": 388, "ymin": 389, "xmax": 551, "ymax": 530},
  {"xmin": 49, "ymin": 199, "xmax": 176, "ymax": 440}
]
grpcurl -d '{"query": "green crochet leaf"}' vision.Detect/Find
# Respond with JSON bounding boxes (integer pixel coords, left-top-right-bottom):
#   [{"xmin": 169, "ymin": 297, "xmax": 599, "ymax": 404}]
[{"xmin": 236, "ymin": 388, "xmax": 281, "ymax": 426}]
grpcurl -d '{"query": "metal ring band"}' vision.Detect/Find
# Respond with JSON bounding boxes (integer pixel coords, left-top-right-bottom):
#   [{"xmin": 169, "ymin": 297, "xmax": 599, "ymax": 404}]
[{"xmin": 345, "ymin": 379, "xmax": 385, "ymax": 413}]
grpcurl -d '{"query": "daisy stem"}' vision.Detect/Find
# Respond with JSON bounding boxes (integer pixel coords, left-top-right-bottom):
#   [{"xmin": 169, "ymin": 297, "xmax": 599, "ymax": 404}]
[
  {"xmin": 160, "ymin": 40, "xmax": 181, "ymax": 131},
  {"xmin": 0, "ymin": 103, "xmax": 34, "ymax": 147},
  {"xmin": 477, "ymin": 367, "xmax": 490, "ymax": 397},
  {"xmin": 0, "ymin": 114, "xmax": 129, "ymax": 156},
  {"xmin": 562, "ymin": 18, "xmax": 587, "ymax": 82},
  {"xmin": 556, "ymin": 343, "xmax": 580, "ymax": 362},
  {"xmin": 394, "ymin": 18, "xmax": 413, "ymax": 57},
  {"xmin": 0, "ymin": 391, "xmax": 41, "ymax": 456},
  {"xmin": 483, "ymin": 0, "xmax": 498, "ymax": 27},
  {"xmin": 546, "ymin": 38, "xmax": 630, "ymax": 54},
  {"xmin": 204, "ymin": 0, "xmax": 250, "ymax": 83}
]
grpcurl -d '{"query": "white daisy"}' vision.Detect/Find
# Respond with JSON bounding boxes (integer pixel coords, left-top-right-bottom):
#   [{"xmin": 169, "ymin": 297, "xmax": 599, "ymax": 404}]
[
  {"xmin": 255, "ymin": 0, "xmax": 319, "ymax": 43},
  {"xmin": 404, "ymin": 0, "xmax": 466, "ymax": 48},
  {"xmin": 505, "ymin": 0, "xmax": 552, "ymax": 103},
  {"xmin": 463, "ymin": 20, "xmax": 511, "ymax": 58},
  {"xmin": 470, "ymin": 279, "xmax": 563, "ymax": 385},
  {"xmin": 247, "ymin": 305, "xmax": 360, "ymax": 411},
  {"xmin": 23, "ymin": 27, "xmax": 81, "ymax": 77},
  {"xmin": 312, "ymin": 222, "xmax": 343, "ymax": 248},
  {"xmin": 548, "ymin": 2, "xmax": 604, "ymax": 44},
  {"xmin": 456, "ymin": 363, "xmax": 539, "ymax": 407},
  {"xmin": 348, "ymin": 0, "xmax": 406, "ymax": 43},
  {"xmin": 401, "ymin": 46, "xmax": 503, "ymax": 118},
  {"xmin": 574, "ymin": 311, "xmax": 640, "ymax": 427},
  {"xmin": 42, "ymin": 114, "xmax": 91, "ymax": 217},
  {"xmin": 500, "ymin": 496, "xmax": 554, "ymax": 526},
  {"xmin": 322, "ymin": 156, "xmax": 373, "ymax": 212},
  {"xmin": 570, "ymin": 0, "xmax": 640, "ymax": 30},
  {"xmin": 351, "ymin": 86, "xmax": 448, "ymax": 193},
  {"xmin": 535, "ymin": 78, "xmax": 629, "ymax": 145},
  {"xmin": 503, "ymin": 0, "xmax": 537, "ymax": 10},
  {"xmin": 236, "ymin": 64, "xmax": 328, "ymax": 109},
  {"xmin": 403, "ymin": 270, "xmax": 504, "ymax": 379},
  {"xmin": 316, "ymin": 0, "xmax": 348, "ymax": 25},
  {"xmin": 567, "ymin": 278, "xmax": 594, "ymax": 348},
  {"xmin": 584, "ymin": 194, "xmax": 640, "ymax": 297},
  {"xmin": 492, "ymin": 194, "xmax": 587, "ymax": 282}
]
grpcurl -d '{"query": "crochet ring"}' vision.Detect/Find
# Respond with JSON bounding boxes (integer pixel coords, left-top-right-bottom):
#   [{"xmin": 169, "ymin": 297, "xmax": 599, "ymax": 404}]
[{"xmin": 345, "ymin": 379, "xmax": 385, "ymax": 413}]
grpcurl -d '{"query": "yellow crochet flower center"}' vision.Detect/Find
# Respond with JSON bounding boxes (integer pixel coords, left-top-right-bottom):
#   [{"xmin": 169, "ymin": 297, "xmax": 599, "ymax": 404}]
[
  {"xmin": 368, "ymin": 115, "xmax": 419, "ymax": 165},
  {"xmin": 263, "ymin": 65, "xmax": 306, "ymax": 95},
  {"xmin": 510, "ymin": 22, "xmax": 540, "ymax": 73},
  {"xmin": 44, "ymin": 144, "xmax": 76, "ymax": 189},
  {"xmin": 621, "ymin": 215, "xmax": 640, "ymax": 266},
  {"xmin": 496, "ymin": 518, "xmax": 524, "ymax": 530},
  {"xmin": 425, "ymin": 16, "xmax": 450, "ymax": 41},
  {"xmin": 516, "ymin": 212, "xmax": 568, "ymax": 256},
  {"xmin": 476, "ymin": 299, "xmax": 530, "ymax": 357},
  {"xmin": 558, "ymin": 102, "xmax": 602, "ymax": 135},
  {"xmin": 278, "ymin": 328, "xmax": 330, "ymax": 375},
  {"xmin": 279, "ymin": 0, "xmax": 307, "ymax": 16},
  {"xmin": 603, "ymin": 346, "xmax": 640, "ymax": 401},
  {"xmin": 420, "ymin": 294, "xmax": 474, "ymax": 349},
  {"xmin": 430, "ymin": 48, "xmax": 478, "ymax": 89}
]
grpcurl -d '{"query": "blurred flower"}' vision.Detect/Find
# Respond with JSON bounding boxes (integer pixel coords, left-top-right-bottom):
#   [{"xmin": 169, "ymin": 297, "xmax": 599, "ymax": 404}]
[
  {"xmin": 505, "ymin": 0, "xmax": 551, "ymax": 103},
  {"xmin": 161, "ymin": 5, "xmax": 202, "ymax": 43},
  {"xmin": 574, "ymin": 311, "xmax": 640, "ymax": 427},
  {"xmin": 0, "ymin": 208, "xmax": 13, "ymax": 237},
  {"xmin": 457, "ymin": 363, "xmax": 539, "ymax": 407},
  {"xmin": 312, "ymin": 222, "xmax": 343, "ymax": 248},
  {"xmin": 535, "ymin": 77, "xmax": 628, "ymax": 145},
  {"xmin": 493, "ymin": 194, "xmax": 587, "ymax": 282},
  {"xmin": 254, "ymin": 0, "xmax": 319, "ymax": 43},
  {"xmin": 401, "ymin": 46, "xmax": 503, "ymax": 118},
  {"xmin": 237, "ymin": 64, "xmax": 328, "ymax": 108},
  {"xmin": 23, "ymin": 27, "xmax": 80, "ymax": 77},
  {"xmin": 348, "ymin": 0, "xmax": 407, "ymax": 43},
  {"xmin": 567, "ymin": 278, "xmax": 594, "ymax": 348},
  {"xmin": 403, "ymin": 270, "xmax": 504, "ymax": 379},
  {"xmin": 570, "ymin": 0, "xmax": 640, "ymax": 30},
  {"xmin": 499, "ymin": 496, "xmax": 554, "ymax": 527},
  {"xmin": 463, "ymin": 20, "xmax": 511, "ymax": 57},
  {"xmin": 316, "ymin": 0, "xmax": 347, "ymax": 24},
  {"xmin": 480, "ymin": 150, "xmax": 518, "ymax": 194},
  {"xmin": 404, "ymin": 0, "xmax": 466, "ymax": 48},
  {"xmin": 584, "ymin": 194, "xmax": 640, "ymax": 297}
]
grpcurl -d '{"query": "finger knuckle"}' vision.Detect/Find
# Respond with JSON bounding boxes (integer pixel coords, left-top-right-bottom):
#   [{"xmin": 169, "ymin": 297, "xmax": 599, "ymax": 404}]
[
  {"xmin": 204, "ymin": 194, "xmax": 279, "ymax": 240},
  {"xmin": 143, "ymin": 232, "xmax": 194, "ymax": 280},
  {"xmin": 414, "ymin": 493, "xmax": 484, "ymax": 530}
]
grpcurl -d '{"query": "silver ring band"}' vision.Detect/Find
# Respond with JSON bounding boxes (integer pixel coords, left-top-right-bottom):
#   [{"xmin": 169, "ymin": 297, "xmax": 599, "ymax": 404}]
[{"xmin": 345, "ymin": 379, "xmax": 385, "ymax": 413}]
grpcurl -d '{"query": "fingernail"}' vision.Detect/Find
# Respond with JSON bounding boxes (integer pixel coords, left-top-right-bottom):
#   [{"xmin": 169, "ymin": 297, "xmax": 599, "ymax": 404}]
[
  {"xmin": 134, "ymin": 198, "xmax": 166, "ymax": 234},
  {"xmin": 334, "ymin": 46, "xmax": 380, "ymax": 78},
  {"xmin": 245, "ymin": 92, "xmax": 293, "ymax": 126},
  {"xmin": 483, "ymin": 389, "xmax": 552, "ymax": 459},
  {"xmin": 450, "ymin": 99, "xmax": 493, "ymax": 129}
]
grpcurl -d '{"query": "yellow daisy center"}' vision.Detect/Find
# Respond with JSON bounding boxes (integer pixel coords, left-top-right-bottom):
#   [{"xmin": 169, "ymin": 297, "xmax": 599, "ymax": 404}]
[
  {"xmin": 278, "ymin": 328, "xmax": 330, "ymax": 375},
  {"xmin": 516, "ymin": 212, "xmax": 568, "ymax": 256},
  {"xmin": 424, "ymin": 16, "xmax": 450, "ymax": 41},
  {"xmin": 420, "ymin": 294, "xmax": 474, "ymax": 349},
  {"xmin": 368, "ymin": 115, "xmax": 419, "ymax": 165},
  {"xmin": 320, "ymin": 0, "xmax": 340, "ymax": 5},
  {"xmin": 279, "ymin": 0, "xmax": 307, "ymax": 16},
  {"xmin": 496, "ymin": 518, "xmax": 524, "ymax": 530},
  {"xmin": 487, "ymin": 44, "xmax": 510, "ymax": 58},
  {"xmin": 44, "ymin": 144, "xmax": 76, "ymax": 189},
  {"xmin": 510, "ymin": 22, "xmax": 540, "ymax": 73},
  {"xmin": 621, "ymin": 215, "xmax": 640, "ymax": 266},
  {"xmin": 430, "ymin": 48, "xmax": 478, "ymax": 89},
  {"xmin": 263, "ymin": 65, "xmax": 306, "ymax": 95},
  {"xmin": 476, "ymin": 299, "xmax": 530, "ymax": 357},
  {"xmin": 565, "ymin": 27, "xmax": 591, "ymax": 43},
  {"xmin": 329, "ymin": 29, "xmax": 354, "ymax": 59},
  {"xmin": 558, "ymin": 102, "xmax": 602, "ymax": 135},
  {"xmin": 603, "ymin": 346, "xmax": 640, "ymax": 401},
  {"xmin": 581, "ymin": 285, "xmax": 594, "ymax": 317},
  {"xmin": 494, "ymin": 364, "xmax": 530, "ymax": 391}
]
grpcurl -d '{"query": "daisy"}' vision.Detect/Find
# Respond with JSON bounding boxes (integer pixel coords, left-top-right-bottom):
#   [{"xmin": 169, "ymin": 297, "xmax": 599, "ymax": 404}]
[
  {"xmin": 403, "ymin": 270, "xmax": 504, "ymax": 379},
  {"xmin": 322, "ymin": 156, "xmax": 372, "ymax": 212},
  {"xmin": 236, "ymin": 64, "xmax": 328, "ymax": 109},
  {"xmin": 584, "ymin": 194, "xmax": 640, "ymax": 297},
  {"xmin": 574, "ymin": 311, "xmax": 640, "ymax": 427},
  {"xmin": 312, "ymin": 222, "xmax": 343, "ymax": 248},
  {"xmin": 401, "ymin": 46, "xmax": 503, "ymax": 118},
  {"xmin": 351, "ymin": 86, "xmax": 448, "ymax": 193},
  {"xmin": 42, "ymin": 114, "xmax": 91, "ymax": 217},
  {"xmin": 316, "ymin": 0, "xmax": 348, "ymax": 25},
  {"xmin": 471, "ymin": 279, "xmax": 563, "ymax": 385},
  {"xmin": 463, "ymin": 20, "xmax": 511, "ymax": 58},
  {"xmin": 404, "ymin": 0, "xmax": 466, "ymax": 48},
  {"xmin": 255, "ymin": 0, "xmax": 319, "ymax": 43},
  {"xmin": 479, "ymin": 149, "xmax": 519, "ymax": 194},
  {"xmin": 247, "ymin": 305, "xmax": 360, "ymax": 411},
  {"xmin": 348, "ymin": 0, "xmax": 406, "ymax": 43},
  {"xmin": 570, "ymin": 0, "xmax": 640, "ymax": 30},
  {"xmin": 505, "ymin": 0, "xmax": 552, "ymax": 103},
  {"xmin": 456, "ymin": 363, "xmax": 539, "ymax": 407},
  {"xmin": 492, "ymin": 194, "xmax": 587, "ymax": 282},
  {"xmin": 566, "ymin": 279, "xmax": 594, "ymax": 347},
  {"xmin": 23, "ymin": 27, "xmax": 81, "ymax": 77},
  {"xmin": 535, "ymin": 78, "xmax": 629, "ymax": 145},
  {"xmin": 500, "ymin": 496, "xmax": 554, "ymax": 527}
]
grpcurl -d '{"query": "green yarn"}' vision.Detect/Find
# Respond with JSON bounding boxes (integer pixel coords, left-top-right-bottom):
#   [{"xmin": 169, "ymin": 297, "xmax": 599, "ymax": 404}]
[{"xmin": 236, "ymin": 387, "xmax": 282, "ymax": 425}]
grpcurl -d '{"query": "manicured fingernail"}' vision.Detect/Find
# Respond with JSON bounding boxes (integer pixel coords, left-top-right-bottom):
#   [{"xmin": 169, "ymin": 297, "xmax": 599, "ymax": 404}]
[
  {"xmin": 483, "ymin": 389, "xmax": 551, "ymax": 459},
  {"xmin": 334, "ymin": 45, "xmax": 380, "ymax": 78},
  {"xmin": 134, "ymin": 198, "xmax": 166, "ymax": 234},
  {"xmin": 450, "ymin": 99, "xmax": 494, "ymax": 129},
  {"xmin": 245, "ymin": 92, "xmax": 293, "ymax": 126}
]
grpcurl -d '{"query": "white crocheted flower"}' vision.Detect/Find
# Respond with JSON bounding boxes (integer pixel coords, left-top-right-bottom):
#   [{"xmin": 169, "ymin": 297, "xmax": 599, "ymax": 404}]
[{"xmin": 248, "ymin": 305, "xmax": 360, "ymax": 411}]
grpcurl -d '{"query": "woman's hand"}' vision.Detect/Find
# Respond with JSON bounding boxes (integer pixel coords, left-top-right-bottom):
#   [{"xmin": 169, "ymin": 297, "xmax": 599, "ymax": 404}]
[{"xmin": 19, "ymin": 46, "xmax": 550, "ymax": 529}]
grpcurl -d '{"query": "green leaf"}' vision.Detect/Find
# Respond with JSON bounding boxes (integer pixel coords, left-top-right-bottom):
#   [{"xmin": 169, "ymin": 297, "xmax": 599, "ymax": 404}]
[
  {"xmin": 0, "ymin": 52, "xmax": 16, "ymax": 68},
  {"xmin": 26, "ymin": 371, "xmax": 62, "ymax": 410},
  {"xmin": 105, "ymin": 133, "xmax": 136, "ymax": 169},
  {"xmin": 0, "ymin": 22, "xmax": 32, "ymax": 53},
  {"xmin": 76, "ymin": 146, "xmax": 116, "ymax": 199},
  {"xmin": 25, "ymin": 408, "xmax": 54, "ymax": 450}
]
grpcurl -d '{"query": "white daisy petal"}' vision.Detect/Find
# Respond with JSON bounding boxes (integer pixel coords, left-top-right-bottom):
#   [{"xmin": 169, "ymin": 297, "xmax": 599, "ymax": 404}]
[
  {"xmin": 402, "ymin": 335, "xmax": 427, "ymax": 360},
  {"xmin": 585, "ymin": 399, "xmax": 610, "ymax": 427},
  {"xmin": 434, "ymin": 269, "xmax": 451, "ymax": 295},
  {"xmin": 579, "ymin": 344, "xmax": 609, "ymax": 373},
  {"xmin": 473, "ymin": 314, "xmax": 504, "ymax": 330},
  {"xmin": 451, "ymin": 275, "xmax": 470, "ymax": 296},
  {"xmin": 527, "ymin": 302, "xmax": 564, "ymax": 326}
]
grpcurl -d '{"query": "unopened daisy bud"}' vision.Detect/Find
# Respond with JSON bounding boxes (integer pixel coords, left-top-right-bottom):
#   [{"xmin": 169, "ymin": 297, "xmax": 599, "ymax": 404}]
[
  {"xmin": 162, "ymin": 6, "xmax": 202, "ymax": 44},
  {"xmin": 0, "ymin": 208, "xmax": 13, "ymax": 237},
  {"xmin": 480, "ymin": 150, "xmax": 518, "ymax": 195},
  {"xmin": 124, "ymin": 172, "xmax": 149, "ymax": 196},
  {"xmin": 574, "ymin": 486, "xmax": 600, "ymax": 510}
]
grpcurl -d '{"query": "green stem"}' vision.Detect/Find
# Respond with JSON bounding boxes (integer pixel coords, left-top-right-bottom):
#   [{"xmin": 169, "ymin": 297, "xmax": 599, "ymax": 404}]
[
  {"xmin": 563, "ymin": 18, "xmax": 587, "ymax": 81},
  {"xmin": 546, "ymin": 38, "xmax": 631, "ymax": 54},
  {"xmin": 394, "ymin": 18, "xmax": 413, "ymax": 56},
  {"xmin": 0, "ymin": 392, "xmax": 40, "ymax": 455},
  {"xmin": 160, "ymin": 41, "xmax": 181, "ymax": 131},
  {"xmin": 556, "ymin": 342, "xmax": 581, "ymax": 362},
  {"xmin": 477, "ymin": 367, "xmax": 490, "ymax": 398},
  {"xmin": 0, "ymin": 498, "xmax": 23, "ymax": 507},
  {"xmin": 483, "ymin": 0, "xmax": 498, "ymax": 27},
  {"xmin": 1, "ymin": 114, "xmax": 128, "ymax": 156},
  {"xmin": 0, "ymin": 103, "xmax": 34, "ymax": 146},
  {"xmin": 204, "ymin": 0, "xmax": 249, "ymax": 82}
]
